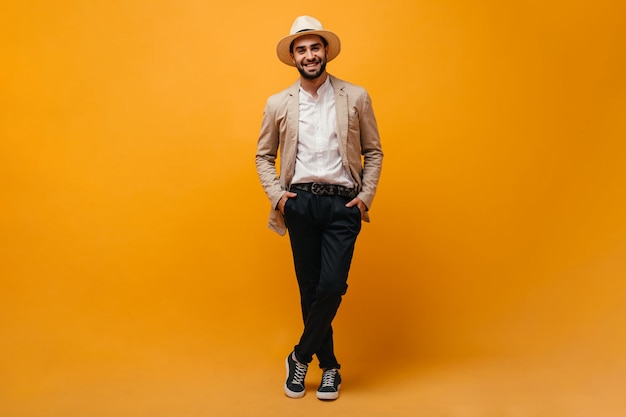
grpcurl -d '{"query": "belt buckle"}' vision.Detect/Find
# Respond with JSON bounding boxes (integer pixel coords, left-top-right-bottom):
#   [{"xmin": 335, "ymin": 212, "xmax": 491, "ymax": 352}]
[{"xmin": 311, "ymin": 183, "xmax": 332, "ymax": 196}]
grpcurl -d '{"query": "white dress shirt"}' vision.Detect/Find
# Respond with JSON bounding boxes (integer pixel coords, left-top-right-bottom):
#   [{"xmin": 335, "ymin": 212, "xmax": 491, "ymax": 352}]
[{"xmin": 292, "ymin": 76, "xmax": 354, "ymax": 188}]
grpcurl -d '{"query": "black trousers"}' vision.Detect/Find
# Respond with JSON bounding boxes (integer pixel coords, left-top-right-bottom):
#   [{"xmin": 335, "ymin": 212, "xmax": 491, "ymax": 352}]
[{"xmin": 284, "ymin": 187, "xmax": 362, "ymax": 370}]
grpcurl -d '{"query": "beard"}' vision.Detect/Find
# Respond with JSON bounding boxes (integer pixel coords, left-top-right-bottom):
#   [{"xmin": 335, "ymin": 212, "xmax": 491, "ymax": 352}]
[{"xmin": 296, "ymin": 58, "xmax": 327, "ymax": 80}]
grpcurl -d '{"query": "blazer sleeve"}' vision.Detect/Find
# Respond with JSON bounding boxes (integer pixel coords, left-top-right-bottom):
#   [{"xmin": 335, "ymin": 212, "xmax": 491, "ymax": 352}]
[
  {"xmin": 356, "ymin": 89, "xmax": 383, "ymax": 211},
  {"xmin": 255, "ymin": 99, "xmax": 285, "ymax": 211}
]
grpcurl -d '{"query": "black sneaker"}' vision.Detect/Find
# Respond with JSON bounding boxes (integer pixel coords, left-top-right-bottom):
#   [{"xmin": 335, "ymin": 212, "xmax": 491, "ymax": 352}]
[
  {"xmin": 317, "ymin": 368, "xmax": 341, "ymax": 400},
  {"xmin": 284, "ymin": 352, "xmax": 308, "ymax": 398}
]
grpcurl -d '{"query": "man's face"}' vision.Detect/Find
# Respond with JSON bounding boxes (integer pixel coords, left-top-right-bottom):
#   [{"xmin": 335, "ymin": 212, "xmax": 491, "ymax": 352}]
[{"xmin": 291, "ymin": 34, "xmax": 328, "ymax": 80}]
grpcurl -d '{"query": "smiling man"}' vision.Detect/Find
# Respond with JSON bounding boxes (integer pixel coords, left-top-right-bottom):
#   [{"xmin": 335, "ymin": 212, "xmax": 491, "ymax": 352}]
[
  {"xmin": 255, "ymin": 16, "xmax": 383, "ymax": 401},
  {"xmin": 293, "ymin": 35, "xmax": 328, "ymax": 79}
]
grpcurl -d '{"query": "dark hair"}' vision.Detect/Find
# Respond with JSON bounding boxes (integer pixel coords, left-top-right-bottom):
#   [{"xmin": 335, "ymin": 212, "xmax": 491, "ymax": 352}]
[{"xmin": 289, "ymin": 34, "xmax": 328, "ymax": 54}]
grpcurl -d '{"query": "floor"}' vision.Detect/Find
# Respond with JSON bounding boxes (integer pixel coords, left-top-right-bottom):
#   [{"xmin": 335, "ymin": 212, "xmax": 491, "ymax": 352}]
[{"xmin": 2, "ymin": 341, "xmax": 624, "ymax": 417}]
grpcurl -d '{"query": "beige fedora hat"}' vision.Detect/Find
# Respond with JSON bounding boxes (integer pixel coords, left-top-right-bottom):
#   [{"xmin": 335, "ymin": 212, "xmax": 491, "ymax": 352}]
[{"xmin": 276, "ymin": 16, "xmax": 341, "ymax": 66}]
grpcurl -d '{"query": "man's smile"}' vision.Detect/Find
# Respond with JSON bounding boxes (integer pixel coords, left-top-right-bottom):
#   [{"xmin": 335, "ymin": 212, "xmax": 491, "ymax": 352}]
[{"xmin": 303, "ymin": 60, "xmax": 320, "ymax": 68}]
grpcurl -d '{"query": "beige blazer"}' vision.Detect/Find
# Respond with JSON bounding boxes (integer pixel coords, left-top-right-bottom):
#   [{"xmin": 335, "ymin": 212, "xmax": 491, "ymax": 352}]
[{"xmin": 255, "ymin": 74, "xmax": 383, "ymax": 235}]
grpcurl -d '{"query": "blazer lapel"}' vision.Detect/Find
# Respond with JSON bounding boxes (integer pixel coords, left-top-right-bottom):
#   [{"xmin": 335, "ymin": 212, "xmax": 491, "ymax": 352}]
[
  {"xmin": 331, "ymin": 75, "xmax": 349, "ymax": 158},
  {"xmin": 287, "ymin": 81, "xmax": 300, "ymax": 142},
  {"xmin": 282, "ymin": 81, "xmax": 300, "ymax": 187}
]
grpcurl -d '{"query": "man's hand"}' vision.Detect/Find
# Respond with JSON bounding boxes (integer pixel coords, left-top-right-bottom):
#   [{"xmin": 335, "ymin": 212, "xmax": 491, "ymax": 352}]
[
  {"xmin": 278, "ymin": 191, "xmax": 298, "ymax": 215},
  {"xmin": 345, "ymin": 197, "xmax": 366, "ymax": 220}
]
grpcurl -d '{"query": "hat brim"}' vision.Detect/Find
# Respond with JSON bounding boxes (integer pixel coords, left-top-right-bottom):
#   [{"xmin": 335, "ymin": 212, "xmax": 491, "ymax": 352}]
[{"xmin": 276, "ymin": 30, "xmax": 341, "ymax": 66}]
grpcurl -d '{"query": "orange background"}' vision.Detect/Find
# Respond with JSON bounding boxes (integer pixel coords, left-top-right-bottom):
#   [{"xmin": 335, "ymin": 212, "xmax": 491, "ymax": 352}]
[{"xmin": 1, "ymin": 1, "xmax": 625, "ymax": 416}]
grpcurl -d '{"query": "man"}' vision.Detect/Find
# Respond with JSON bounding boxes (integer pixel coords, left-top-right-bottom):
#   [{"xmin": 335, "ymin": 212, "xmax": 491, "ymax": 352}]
[{"xmin": 255, "ymin": 15, "xmax": 383, "ymax": 401}]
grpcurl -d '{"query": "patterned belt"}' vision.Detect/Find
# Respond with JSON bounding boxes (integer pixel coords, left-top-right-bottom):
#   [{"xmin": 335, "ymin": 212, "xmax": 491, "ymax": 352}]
[{"xmin": 290, "ymin": 183, "xmax": 358, "ymax": 199}]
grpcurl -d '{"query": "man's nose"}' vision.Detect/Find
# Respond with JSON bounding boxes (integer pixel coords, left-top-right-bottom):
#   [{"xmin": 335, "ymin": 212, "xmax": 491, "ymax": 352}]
[{"xmin": 304, "ymin": 49, "xmax": 314, "ymax": 60}]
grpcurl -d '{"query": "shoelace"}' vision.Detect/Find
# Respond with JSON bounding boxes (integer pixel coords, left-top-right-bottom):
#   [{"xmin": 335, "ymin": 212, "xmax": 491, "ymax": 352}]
[
  {"xmin": 291, "ymin": 361, "xmax": 308, "ymax": 384},
  {"xmin": 321, "ymin": 369, "xmax": 338, "ymax": 387}
]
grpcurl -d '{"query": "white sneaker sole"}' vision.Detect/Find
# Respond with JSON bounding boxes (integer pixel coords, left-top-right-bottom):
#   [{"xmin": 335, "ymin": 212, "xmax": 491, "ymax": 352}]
[
  {"xmin": 316, "ymin": 384, "xmax": 341, "ymax": 400},
  {"xmin": 285, "ymin": 385, "xmax": 306, "ymax": 398}
]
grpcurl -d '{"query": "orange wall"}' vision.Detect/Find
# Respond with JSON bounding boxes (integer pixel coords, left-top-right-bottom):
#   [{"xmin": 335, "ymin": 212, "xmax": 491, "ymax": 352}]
[{"xmin": 1, "ymin": 0, "xmax": 625, "ymax": 407}]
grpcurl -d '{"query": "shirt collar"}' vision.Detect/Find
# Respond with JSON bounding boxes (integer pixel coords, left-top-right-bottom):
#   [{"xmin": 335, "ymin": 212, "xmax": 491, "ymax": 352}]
[{"xmin": 299, "ymin": 75, "xmax": 333, "ymax": 99}]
